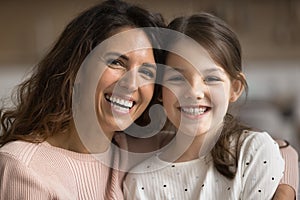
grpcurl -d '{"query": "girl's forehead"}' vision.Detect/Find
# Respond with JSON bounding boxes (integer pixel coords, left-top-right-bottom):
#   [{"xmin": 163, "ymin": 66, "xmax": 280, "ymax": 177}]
[
  {"xmin": 165, "ymin": 51, "xmax": 224, "ymax": 75},
  {"xmin": 166, "ymin": 39, "xmax": 218, "ymax": 70}
]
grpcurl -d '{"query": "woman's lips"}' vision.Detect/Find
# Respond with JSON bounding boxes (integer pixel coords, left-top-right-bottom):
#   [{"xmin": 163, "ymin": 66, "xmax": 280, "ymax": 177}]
[{"xmin": 105, "ymin": 93, "xmax": 135, "ymax": 114}]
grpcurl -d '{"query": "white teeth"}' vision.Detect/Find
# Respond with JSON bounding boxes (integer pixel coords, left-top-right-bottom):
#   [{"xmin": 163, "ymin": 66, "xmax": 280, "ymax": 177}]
[
  {"xmin": 182, "ymin": 107, "xmax": 206, "ymax": 115},
  {"xmin": 125, "ymin": 101, "xmax": 132, "ymax": 107},
  {"xmin": 105, "ymin": 95, "xmax": 133, "ymax": 109}
]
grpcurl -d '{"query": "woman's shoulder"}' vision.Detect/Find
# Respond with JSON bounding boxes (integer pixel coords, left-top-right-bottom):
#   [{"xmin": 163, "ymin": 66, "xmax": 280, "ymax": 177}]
[
  {"xmin": 0, "ymin": 141, "xmax": 42, "ymax": 164},
  {"xmin": 0, "ymin": 141, "xmax": 48, "ymax": 176}
]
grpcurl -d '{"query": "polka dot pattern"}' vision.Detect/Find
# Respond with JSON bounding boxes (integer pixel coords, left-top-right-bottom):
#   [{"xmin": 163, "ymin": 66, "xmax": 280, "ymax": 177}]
[{"xmin": 124, "ymin": 131, "xmax": 285, "ymax": 200}]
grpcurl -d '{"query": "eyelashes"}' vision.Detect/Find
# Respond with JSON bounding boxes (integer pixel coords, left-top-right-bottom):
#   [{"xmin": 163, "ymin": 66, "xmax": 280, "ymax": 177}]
[
  {"xmin": 106, "ymin": 58, "xmax": 126, "ymax": 70},
  {"xmin": 203, "ymin": 76, "xmax": 222, "ymax": 84},
  {"xmin": 105, "ymin": 58, "xmax": 156, "ymax": 80},
  {"xmin": 138, "ymin": 68, "xmax": 155, "ymax": 79},
  {"xmin": 165, "ymin": 74, "xmax": 222, "ymax": 85}
]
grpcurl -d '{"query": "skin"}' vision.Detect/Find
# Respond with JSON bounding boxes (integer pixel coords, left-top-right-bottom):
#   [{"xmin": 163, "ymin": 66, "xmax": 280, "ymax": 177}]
[
  {"xmin": 273, "ymin": 184, "xmax": 296, "ymax": 200},
  {"xmin": 160, "ymin": 51, "xmax": 243, "ymax": 162},
  {"xmin": 96, "ymin": 43, "xmax": 156, "ymax": 140},
  {"xmin": 162, "ymin": 53, "xmax": 232, "ymax": 137},
  {"xmin": 47, "ymin": 27, "xmax": 157, "ymax": 154}
]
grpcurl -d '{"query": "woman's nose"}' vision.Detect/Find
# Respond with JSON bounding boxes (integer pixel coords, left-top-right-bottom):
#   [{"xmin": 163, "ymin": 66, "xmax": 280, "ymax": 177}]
[{"xmin": 118, "ymin": 68, "xmax": 138, "ymax": 92}]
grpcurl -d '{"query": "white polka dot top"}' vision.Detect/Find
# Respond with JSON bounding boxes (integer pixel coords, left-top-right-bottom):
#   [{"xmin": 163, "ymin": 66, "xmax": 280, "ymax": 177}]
[{"xmin": 123, "ymin": 131, "xmax": 284, "ymax": 200}]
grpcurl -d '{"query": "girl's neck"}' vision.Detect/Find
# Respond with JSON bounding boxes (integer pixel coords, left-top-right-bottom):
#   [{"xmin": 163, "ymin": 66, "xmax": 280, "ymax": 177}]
[
  {"xmin": 160, "ymin": 127, "xmax": 222, "ymax": 163},
  {"xmin": 159, "ymin": 133, "xmax": 202, "ymax": 163},
  {"xmin": 174, "ymin": 133, "xmax": 205, "ymax": 162}
]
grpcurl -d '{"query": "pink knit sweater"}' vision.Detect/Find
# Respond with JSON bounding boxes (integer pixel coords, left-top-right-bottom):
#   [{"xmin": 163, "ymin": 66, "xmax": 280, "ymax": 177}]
[
  {"xmin": 0, "ymin": 141, "xmax": 124, "ymax": 200},
  {"xmin": 278, "ymin": 141, "xmax": 299, "ymax": 198}
]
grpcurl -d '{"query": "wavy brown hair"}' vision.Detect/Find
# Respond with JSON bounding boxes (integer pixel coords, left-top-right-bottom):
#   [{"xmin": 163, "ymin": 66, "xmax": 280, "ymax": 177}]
[
  {"xmin": 0, "ymin": 0, "xmax": 165, "ymax": 146},
  {"xmin": 164, "ymin": 13, "xmax": 251, "ymax": 179}
]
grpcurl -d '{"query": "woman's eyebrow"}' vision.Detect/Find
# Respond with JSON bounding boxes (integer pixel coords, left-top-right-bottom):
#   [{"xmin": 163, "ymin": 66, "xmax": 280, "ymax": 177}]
[{"xmin": 104, "ymin": 52, "xmax": 129, "ymax": 60}]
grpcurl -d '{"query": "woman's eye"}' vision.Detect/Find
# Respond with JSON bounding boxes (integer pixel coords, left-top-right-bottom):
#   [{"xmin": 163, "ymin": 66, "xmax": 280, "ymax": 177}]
[
  {"xmin": 106, "ymin": 59, "xmax": 126, "ymax": 69},
  {"xmin": 139, "ymin": 68, "xmax": 155, "ymax": 79},
  {"xmin": 204, "ymin": 76, "xmax": 221, "ymax": 83}
]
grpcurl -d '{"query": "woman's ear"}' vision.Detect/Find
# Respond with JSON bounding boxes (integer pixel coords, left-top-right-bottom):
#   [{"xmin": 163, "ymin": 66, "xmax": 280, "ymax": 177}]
[
  {"xmin": 157, "ymin": 95, "xmax": 163, "ymax": 102},
  {"xmin": 229, "ymin": 73, "xmax": 245, "ymax": 102},
  {"xmin": 157, "ymin": 90, "xmax": 163, "ymax": 103}
]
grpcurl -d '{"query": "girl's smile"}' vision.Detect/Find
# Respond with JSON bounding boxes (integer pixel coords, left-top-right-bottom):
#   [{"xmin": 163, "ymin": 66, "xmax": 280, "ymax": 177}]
[
  {"xmin": 179, "ymin": 105, "xmax": 211, "ymax": 120},
  {"xmin": 163, "ymin": 49, "xmax": 233, "ymax": 137}
]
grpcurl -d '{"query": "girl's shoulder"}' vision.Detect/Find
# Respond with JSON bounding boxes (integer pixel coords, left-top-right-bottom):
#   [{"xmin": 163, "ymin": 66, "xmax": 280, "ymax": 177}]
[
  {"xmin": 239, "ymin": 130, "xmax": 278, "ymax": 149},
  {"xmin": 238, "ymin": 130, "xmax": 283, "ymax": 164}
]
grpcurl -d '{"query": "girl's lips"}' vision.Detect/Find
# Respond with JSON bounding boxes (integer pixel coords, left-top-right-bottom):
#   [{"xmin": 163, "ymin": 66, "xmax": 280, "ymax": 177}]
[{"xmin": 178, "ymin": 106, "xmax": 211, "ymax": 119}]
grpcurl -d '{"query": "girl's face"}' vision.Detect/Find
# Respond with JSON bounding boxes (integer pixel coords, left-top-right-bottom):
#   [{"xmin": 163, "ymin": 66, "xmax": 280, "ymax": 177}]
[
  {"xmin": 163, "ymin": 49, "xmax": 242, "ymax": 137},
  {"xmin": 95, "ymin": 28, "xmax": 156, "ymax": 136}
]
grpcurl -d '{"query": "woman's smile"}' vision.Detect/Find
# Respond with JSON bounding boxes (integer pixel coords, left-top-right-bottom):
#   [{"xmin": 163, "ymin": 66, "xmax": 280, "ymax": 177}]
[{"xmin": 105, "ymin": 93, "xmax": 135, "ymax": 114}]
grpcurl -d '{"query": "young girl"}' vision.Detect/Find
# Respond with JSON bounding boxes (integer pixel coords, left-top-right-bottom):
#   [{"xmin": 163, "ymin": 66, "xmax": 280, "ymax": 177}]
[{"xmin": 123, "ymin": 13, "xmax": 284, "ymax": 199}]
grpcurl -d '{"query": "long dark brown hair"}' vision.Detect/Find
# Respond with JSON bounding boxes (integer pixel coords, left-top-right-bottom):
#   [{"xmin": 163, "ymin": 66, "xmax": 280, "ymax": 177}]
[
  {"xmin": 0, "ymin": 0, "xmax": 165, "ymax": 146},
  {"xmin": 165, "ymin": 13, "xmax": 251, "ymax": 179}
]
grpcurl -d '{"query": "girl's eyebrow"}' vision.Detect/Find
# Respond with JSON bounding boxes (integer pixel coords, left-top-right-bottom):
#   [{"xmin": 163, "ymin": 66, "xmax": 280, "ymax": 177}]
[
  {"xmin": 164, "ymin": 66, "xmax": 184, "ymax": 73},
  {"xmin": 165, "ymin": 66, "xmax": 225, "ymax": 74},
  {"xmin": 203, "ymin": 68, "xmax": 226, "ymax": 74}
]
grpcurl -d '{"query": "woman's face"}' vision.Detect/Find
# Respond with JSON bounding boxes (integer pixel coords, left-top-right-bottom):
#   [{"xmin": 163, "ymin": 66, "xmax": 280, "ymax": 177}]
[
  {"xmin": 95, "ymin": 28, "xmax": 156, "ymax": 135},
  {"xmin": 163, "ymin": 49, "xmax": 240, "ymax": 137}
]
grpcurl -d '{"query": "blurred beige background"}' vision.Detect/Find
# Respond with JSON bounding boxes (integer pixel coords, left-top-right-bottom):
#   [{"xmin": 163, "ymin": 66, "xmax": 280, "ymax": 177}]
[{"xmin": 0, "ymin": 0, "xmax": 300, "ymax": 154}]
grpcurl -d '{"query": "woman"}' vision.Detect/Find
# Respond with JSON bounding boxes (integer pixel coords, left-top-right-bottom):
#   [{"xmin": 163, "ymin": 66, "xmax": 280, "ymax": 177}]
[{"xmin": 0, "ymin": 0, "xmax": 165, "ymax": 199}]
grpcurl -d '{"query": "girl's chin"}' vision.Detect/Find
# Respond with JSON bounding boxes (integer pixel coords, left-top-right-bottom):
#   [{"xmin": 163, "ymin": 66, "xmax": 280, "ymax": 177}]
[{"xmin": 177, "ymin": 128, "xmax": 209, "ymax": 137}]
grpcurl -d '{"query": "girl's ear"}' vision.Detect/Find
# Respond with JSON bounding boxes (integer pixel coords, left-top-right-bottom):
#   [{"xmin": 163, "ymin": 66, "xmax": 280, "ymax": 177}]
[{"xmin": 230, "ymin": 73, "xmax": 245, "ymax": 102}]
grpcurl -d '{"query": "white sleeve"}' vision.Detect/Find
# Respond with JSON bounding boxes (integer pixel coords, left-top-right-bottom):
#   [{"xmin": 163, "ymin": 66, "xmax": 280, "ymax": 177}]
[
  {"xmin": 123, "ymin": 173, "xmax": 144, "ymax": 200},
  {"xmin": 239, "ymin": 132, "xmax": 285, "ymax": 200}
]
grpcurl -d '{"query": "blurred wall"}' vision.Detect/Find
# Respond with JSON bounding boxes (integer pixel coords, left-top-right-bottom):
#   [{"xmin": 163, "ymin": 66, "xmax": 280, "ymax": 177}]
[{"xmin": 0, "ymin": 0, "xmax": 300, "ymax": 152}]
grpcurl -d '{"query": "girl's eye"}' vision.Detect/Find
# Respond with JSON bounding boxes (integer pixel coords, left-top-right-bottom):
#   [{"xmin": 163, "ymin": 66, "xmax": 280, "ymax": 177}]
[
  {"xmin": 167, "ymin": 75, "xmax": 185, "ymax": 82},
  {"xmin": 204, "ymin": 76, "xmax": 221, "ymax": 83},
  {"xmin": 106, "ymin": 59, "xmax": 126, "ymax": 69},
  {"xmin": 139, "ymin": 68, "xmax": 155, "ymax": 79}
]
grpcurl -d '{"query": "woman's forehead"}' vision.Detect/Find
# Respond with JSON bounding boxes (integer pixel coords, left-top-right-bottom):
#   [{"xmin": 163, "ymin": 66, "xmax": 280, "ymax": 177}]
[{"xmin": 97, "ymin": 27, "xmax": 153, "ymax": 56}]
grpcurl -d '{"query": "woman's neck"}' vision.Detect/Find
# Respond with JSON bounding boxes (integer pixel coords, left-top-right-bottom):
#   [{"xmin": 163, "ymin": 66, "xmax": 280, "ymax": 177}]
[{"xmin": 46, "ymin": 125, "xmax": 114, "ymax": 154}]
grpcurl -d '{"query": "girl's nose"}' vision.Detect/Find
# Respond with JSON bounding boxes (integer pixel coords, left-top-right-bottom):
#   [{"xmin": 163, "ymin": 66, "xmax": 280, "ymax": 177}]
[{"xmin": 184, "ymin": 79, "xmax": 206, "ymax": 100}]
